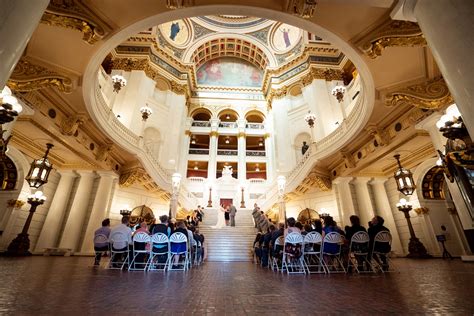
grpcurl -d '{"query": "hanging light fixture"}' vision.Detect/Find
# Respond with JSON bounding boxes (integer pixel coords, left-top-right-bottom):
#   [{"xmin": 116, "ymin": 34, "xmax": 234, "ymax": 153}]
[
  {"xmin": 304, "ymin": 111, "xmax": 316, "ymax": 128},
  {"xmin": 25, "ymin": 143, "xmax": 54, "ymax": 189},
  {"xmin": 194, "ymin": 165, "xmax": 198, "ymax": 170},
  {"xmin": 191, "ymin": 137, "xmax": 196, "ymax": 145},
  {"xmin": 140, "ymin": 105, "xmax": 153, "ymax": 121},
  {"xmin": 225, "ymin": 137, "xmax": 230, "ymax": 144},
  {"xmin": 393, "ymin": 154, "xmax": 416, "ymax": 196},
  {"xmin": 225, "ymin": 114, "xmax": 230, "ymax": 120},
  {"xmin": 0, "ymin": 87, "xmax": 23, "ymax": 159},
  {"xmin": 258, "ymin": 138, "xmax": 264, "ymax": 146},
  {"xmin": 331, "ymin": 85, "xmax": 346, "ymax": 103},
  {"xmin": 111, "ymin": 74, "xmax": 127, "ymax": 93},
  {"xmin": 255, "ymin": 165, "xmax": 260, "ymax": 172}
]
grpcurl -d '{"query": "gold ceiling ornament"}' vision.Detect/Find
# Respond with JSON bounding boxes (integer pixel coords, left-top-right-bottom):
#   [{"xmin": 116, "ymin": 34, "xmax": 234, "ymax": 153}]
[
  {"xmin": 166, "ymin": 0, "xmax": 195, "ymax": 9},
  {"xmin": 7, "ymin": 59, "xmax": 73, "ymax": 93},
  {"xmin": 447, "ymin": 207, "xmax": 457, "ymax": 215},
  {"xmin": 340, "ymin": 150, "xmax": 356, "ymax": 168},
  {"xmin": 308, "ymin": 173, "xmax": 332, "ymax": 191},
  {"xmin": 209, "ymin": 131, "xmax": 219, "ymax": 138},
  {"xmin": 41, "ymin": 0, "xmax": 111, "ymax": 45},
  {"xmin": 366, "ymin": 124, "xmax": 390, "ymax": 147},
  {"xmin": 7, "ymin": 199, "xmax": 26, "ymax": 209},
  {"xmin": 285, "ymin": 0, "xmax": 318, "ymax": 19},
  {"xmin": 384, "ymin": 77, "xmax": 454, "ymax": 110},
  {"xmin": 119, "ymin": 167, "xmax": 147, "ymax": 188},
  {"xmin": 59, "ymin": 114, "xmax": 87, "ymax": 136},
  {"xmin": 357, "ymin": 19, "xmax": 426, "ymax": 59},
  {"xmin": 237, "ymin": 132, "xmax": 246, "ymax": 138},
  {"xmin": 95, "ymin": 142, "xmax": 114, "ymax": 162},
  {"xmin": 414, "ymin": 207, "xmax": 430, "ymax": 215},
  {"xmin": 111, "ymin": 57, "xmax": 148, "ymax": 72}
]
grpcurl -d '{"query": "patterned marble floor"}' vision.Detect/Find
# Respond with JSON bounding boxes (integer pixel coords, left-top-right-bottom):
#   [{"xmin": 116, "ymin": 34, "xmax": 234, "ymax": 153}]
[{"xmin": 0, "ymin": 256, "xmax": 473, "ymax": 315}]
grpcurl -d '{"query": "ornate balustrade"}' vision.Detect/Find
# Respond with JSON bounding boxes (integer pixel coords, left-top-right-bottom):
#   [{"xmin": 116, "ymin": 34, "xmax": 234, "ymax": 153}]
[
  {"xmin": 219, "ymin": 122, "xmax": 238, "ymax": 128},
  {"xmin": 217, "ymin": 149, "xmax": 238, "ymax": 156},
  {"xmin": 246, "ymin": 123, "xmax": 265, "ymax": 129},
  {"xmin": 189, "ymin": 148, "xmax": 209, "ymax": 155},
  {"xmin": 246, "ymin": 150, "xmax": 266, "ymax": 157},
  {"xmin": 191, "ymin": 120, "xmax": 211, "ymax": 127}
]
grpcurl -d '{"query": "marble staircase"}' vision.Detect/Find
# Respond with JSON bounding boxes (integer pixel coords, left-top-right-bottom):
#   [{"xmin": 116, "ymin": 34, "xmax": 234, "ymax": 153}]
[{"xmin": 199, "ymin": 208, "xmax": 257, "ymax": 262}]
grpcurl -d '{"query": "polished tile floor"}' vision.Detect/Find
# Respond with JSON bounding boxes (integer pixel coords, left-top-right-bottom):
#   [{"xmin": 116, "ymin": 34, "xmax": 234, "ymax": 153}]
[{"xmin": 0, "ymin": 256, "xmax": 473, "ymax": 315}]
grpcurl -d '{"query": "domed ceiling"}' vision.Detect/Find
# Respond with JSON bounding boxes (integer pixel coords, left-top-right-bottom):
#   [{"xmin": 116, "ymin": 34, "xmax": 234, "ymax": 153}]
[{"xmin": 106, "ymin": 15, "xmax": 354, "ymax": 100}]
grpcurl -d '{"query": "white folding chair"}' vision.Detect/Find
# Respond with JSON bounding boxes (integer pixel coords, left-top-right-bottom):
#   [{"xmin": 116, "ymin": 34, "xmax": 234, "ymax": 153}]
[
  {"xmin": 147, "ymin": 233, "xmax": 169, "ymax": 271},
  {"xmin": 167, "ymin": 232, "xmax": 189, "ymax": 271},
  {"xmin": 371, "ymin": 231, "xmax": 392, "ymax": 273},
  {"xmin": 93, "ymin": 234, "xmax": 109, "ymax": 266},
  {"xmin": 271, "ymin": 236, "xmax": 284, "ymax": 272},
  {"xmin": 108, "ymin": 231, "xmax": 130, "ymax": 270},
  {"xmin": 303, "ymin": 232, "xmax": 325, "ymax": 274},
  {"xmin": 321, "ymin": 232, "xmax": 346, "ymax": 274},
  {"xmin": 282, "ymin": 233, "xmax": 306, "ymax": 274},
  {"xmin": 128, "ymin": 232, "xmax": 151, "ymax": 271},
  {"xmin": 348, "ymin": 231, "xmax": 375, "ymax": 273}
]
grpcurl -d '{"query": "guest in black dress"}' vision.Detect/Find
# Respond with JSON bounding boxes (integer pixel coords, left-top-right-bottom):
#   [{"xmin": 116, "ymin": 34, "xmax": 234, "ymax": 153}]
[{"xmin": 224, "ymin": 205, "xmax": 230, "ymax": 226}]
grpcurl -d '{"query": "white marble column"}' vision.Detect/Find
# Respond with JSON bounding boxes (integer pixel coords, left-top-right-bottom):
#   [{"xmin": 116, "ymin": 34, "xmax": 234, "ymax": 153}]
[
  {"xmin": 34, "ymin": 171, "xmax": 78, "ymax": 252},
  {"xmin": 369, "ymin": 178, "xmax": 404, "ymax": 255},
  {"xmin": 0, "ymin": 0, "xmax": 49, "ymax": 88},
  {"xmin": 237, "ymin": 133, "xmax": 246, "ymax": 183},
  {"xmin": 391, "ymin": 0, "xmax": 474, "ymax": 137},
  {"xmin": 79, "ymin": 171, "xmax": 117, "ymax": 254},
  {"xmin": 264, "ymin": 133, "xmax": 274, "ymax": 183},
  {"xmin": 207, "ymin": 127, "xmax": 218, "ymax": 182},
  {"xmin": 58, "ymin": 171, "xmax": 96, "ymax": 252},
  {"xmin": 272, "ymin": 98, "xmax": 295, "ymax": 172},
  {"xmin": 178, "ymin": 130, "xmax": 191, "ymax": 177},
  {"xmin": 353, "ymin": 177, "xmax": 376, "ymax": 230},
  {"xmin": 333, "ymin": 177, "xmax": 357, "ymax": 227}
]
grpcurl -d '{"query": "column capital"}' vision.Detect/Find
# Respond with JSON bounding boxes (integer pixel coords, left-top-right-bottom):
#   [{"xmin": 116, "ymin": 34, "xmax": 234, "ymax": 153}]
[
  {"xmin": 237, "ymin": 132, "xmax": 246, "ymax": 138},
  {"xmin": 57, "ymin": 170, "xmax": 78, "ymax": 178},
  {"xmin": 76, "ymin": 170, "xmax": 97, "ymax": 178},
  {"xmin": 96, "ymin": 170, "xmax": 119, "ymax": 179},
  {"xmin": 352, "ymin": 177, "xmax": 373, "ymax": 185},
  {"xmin": 415, "ymin": 112, "xmax": 443, "ymax": 131},
  {"xmin": 369, "ymin": 177, "xmax": 389, "ymax": 186},
  {"xmin": 210, "ymin": 131, "xmax": 219, "ymax": 138},
  {"xmin": 332, "ymin": 176, "xmax": 353, "ymax": 185}
]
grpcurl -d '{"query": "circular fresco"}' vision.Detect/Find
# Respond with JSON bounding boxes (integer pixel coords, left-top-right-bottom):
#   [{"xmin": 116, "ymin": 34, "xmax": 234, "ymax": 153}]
[
  {"xmin": 271, "ymin": 23, "xmax": 302, "ymax": 53},
  {"xmin": 158, "ymin": 19, "xmax": 191, "ymax": 48}
]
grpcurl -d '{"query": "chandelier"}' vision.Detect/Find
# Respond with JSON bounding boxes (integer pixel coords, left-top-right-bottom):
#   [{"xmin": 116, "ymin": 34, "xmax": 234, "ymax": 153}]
[
  {"xmin": 25, "ymin": 143, "xmax": 54, "ymax": 189},
  {"xmin": 140, "ymin": 105, "xmax": 153, "ymax": 121},
  {"xmin": 393, "ymin": 154, "xmax": 416, "ymax": 196},
  {"xmin": 111, "ymin": 75, "xmax": 127, "ymax": 93},
  {"xmin": 304, "ymin": 111, "xmax": 316, "ymax": 128},
  {"xmin": 331, "ymin": 85, "xmax": 346, "ymax": 103}
]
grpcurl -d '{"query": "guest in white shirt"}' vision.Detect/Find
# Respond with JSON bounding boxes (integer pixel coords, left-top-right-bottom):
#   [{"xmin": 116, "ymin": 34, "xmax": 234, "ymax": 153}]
[{"xmin": 110, "ymin": 217, "xmax": 132, "ymax": 251}]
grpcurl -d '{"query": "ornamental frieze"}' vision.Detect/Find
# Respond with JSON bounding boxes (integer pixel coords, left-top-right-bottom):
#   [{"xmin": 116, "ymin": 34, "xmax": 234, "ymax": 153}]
[
  {"xmin": 384, "ymin": 77, "xmax": 453, "ymax": 110},
  {"xmin": 7, "ymin": 59, "xmax": 73, "ymax": 93},
  {"xmin": 356, "ymin": 18, "xmax": 426, "ymax": 59},
  {"xmin": 41, "ymin": 0, "xmax": 111, "ymax": 45}
]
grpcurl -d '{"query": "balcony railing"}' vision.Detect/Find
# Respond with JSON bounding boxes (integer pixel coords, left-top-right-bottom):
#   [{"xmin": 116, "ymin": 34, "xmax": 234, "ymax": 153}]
[
  {"xmin": 191, "ymin": 120, "xmax": 211, "ymax": 127},
  {"xmin": 217, "ymin": 149, "xmax": 238, "ymax": 156},
  {"xmin": 189, "ymin": 148, "xmax": 209, "ymax": 155},
  {"xmin": 246, "ymin": 123, "xmax": 265, "ymax": 129},
  {"xmin": 246, "ymin": 150, "xmax": 266, "ymax": 157},
  {"xmin": 219, "ymin": 122, "xmax": 238, "ymax": 128},
  {"xmin": 187, "ymin": 177, "xmax": 206, "ymax": 183}
]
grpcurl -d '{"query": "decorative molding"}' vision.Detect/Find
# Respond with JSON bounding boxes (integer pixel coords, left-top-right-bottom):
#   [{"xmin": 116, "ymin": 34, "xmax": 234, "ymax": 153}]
[
  {"xmin": 209, "ymin": 131, "xmax": 219, "ymax": 138},
  {"xmin": 237, "ymin": 132, "xmax": 246, "ymax": 138},
  {"xmin": 447, "ymin": 207, "xmax": 457, "ymax": 215},
  {"xmin": 119, "ymin": 166, "xmax": 170, "ymax": 199},
  {"xmin": 7, "ymin": 199, "xmax": 25, "ymax": 209},
  {"xmin": 95, "ymin": 142, "xmax": 114, "ymax": 162},
  {"xmin": 366, "ymin": 124, "xmax": 390, "ymax": 147},
  {"xmin": 284, "ymin": 0, "xmax": 317, "ymax": 19},
  {"xmin": 7, "ymin": 58, "xmax": 73, "ymax": 93},
  {"xmin": 41, "ymin": 0, "xmax": 111, "ymax": 45},
  {"xmin": 340, "ymin": 150, "xmax": 356, "ymax": 168},
  {"xmin": 384, "ymin": 77, "xmax": 453, "ymax": 110},
  {"xmin": 166, "ymin": 0, "xmax": 195, "ymax": 9},
  {"xmin": 263, "ymin": 133, "xmax": 271, "ymax": 139},
  {"xmin": 356, "ymin": 19, "xmax": 426, "ymax": 59},
  {"xmin": 59, "ymin": 114, "xmax": 87, "ymax": 136},
  {"xmin": 414, "ymin": 207, "xmax": 430, "ymax": 215}
]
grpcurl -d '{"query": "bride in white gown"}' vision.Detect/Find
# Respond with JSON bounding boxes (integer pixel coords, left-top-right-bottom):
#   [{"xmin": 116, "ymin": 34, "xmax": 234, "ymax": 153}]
[{"xmin": 211, "ymin": 204, "xmax": 226, "ymax": 229}]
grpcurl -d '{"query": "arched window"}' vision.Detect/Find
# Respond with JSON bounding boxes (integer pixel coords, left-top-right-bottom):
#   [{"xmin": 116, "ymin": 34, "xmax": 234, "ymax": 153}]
[
  {"xmin": 218, "ymin": 109, "xmax": 239, "ymax": 122},
  {"xmin": 191, "ymin": 108, "xmax": 212, "ymax": 121},
  {"xmin": 421, "ymin": 166, "xmax": 445, "ymax": 200},
  {"xmin": 1, "ymin": 156, "xmax": 18, "ymax": 191},
  {"xmin": 245, "ymin": 110, "xmax": 265, "ymax": 123}
]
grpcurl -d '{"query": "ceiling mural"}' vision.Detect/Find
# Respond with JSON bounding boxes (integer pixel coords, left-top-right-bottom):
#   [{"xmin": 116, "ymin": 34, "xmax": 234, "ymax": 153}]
[
  {"xmin": 271, "ymin": 23, "xmax": 302, "ymax": 53},
  {"xmin": 196, "ymin": 57, "xmax": 263, "ymax": 88},
  {"xmin": 158, "ymin": 19, "xmax": 191, "ymax": 48}
]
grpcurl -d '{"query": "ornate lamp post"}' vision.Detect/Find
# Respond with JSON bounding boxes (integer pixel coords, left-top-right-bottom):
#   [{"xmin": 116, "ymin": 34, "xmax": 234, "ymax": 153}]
[
  {"xmin": 393, "ymin": 154, "xmax": 416, "ymax": 196},
  {"xmin": 111, "ymin": 74, "xmax": 127, "ymax": 93},
  {"xmin": 304, "ymin": 111, "xmax": 317, "ymax": 142},
  {"xmin": 140, "ymin": 105, "xmax": 153, "ymax": 121},
  {"xmin": 277, "ymin": 175, "xmax": 287, "ymax": 225},
  {"xmin": 207, "ymin": 183, "xmax": 213, "ymax": 208},
  {"xmin": 7, "ymin": 191, "xmax": 47, "ymax": 256},
  {"xmin": 25, "ymin": 143, "xmax": 54, "ymax": 189},
  {"xmin": 396, "ymin": 198, "xmax": 430, "ymax": 258},
  {"xmin": 240, "ymin": 186, "xmax": 246, "ymax": 209},
  {"xmin": 331, "ymin": 85, "xmax": 346, "ymax": 103},
  {"xmin": 120, "ymin": 204, "xmax": 131, "ymax": 222},
  {"xmin": 170, "ymin": 173, "xmax": 181, "ymax": 219}
]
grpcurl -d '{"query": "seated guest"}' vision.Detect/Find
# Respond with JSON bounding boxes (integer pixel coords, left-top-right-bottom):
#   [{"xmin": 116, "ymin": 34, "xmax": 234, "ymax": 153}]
[
  {"xmin": 171, "ymin": 221, "xmax": 189, "ymax": 266},
  {"xmin": 133, "ymin": 222, "xmax": 150, "ymax": 236},
  {"xmin": 313, "ymin": 219, "xmax": 323, "ymax": 234},
  {"xmin": 253, "ymin": 232, "xmax": 263, "ymax": 264},
  {"xmin": 285, "ymin": 217, "xmax": 301, "ymax": 235},
  {"xmin": 322, "ymin": 216, "xmax": 345, "ymax": 254},
  {"xmin": 302, "ymin": 223, "xmax": 312, "ymax": 236},
  {"xmin": 368, "ymin": 215, "xmax": 391, "ymax": 270},
  {"xmin": 195, "ymin": 227, "xmax": 206, "ymax": 261},
  {"xmin": 344, "ymin": 215, "xmax": 367, "ymax": 271},
  {"xmin": 261, "ymin": 225, "xmax": 275, "ymax": 268},
  {"xmin": 109, "ymin": 216, "xmax": 133, "ymax": 264},
  {"xmin": 270, "ymin": 223, "xmax": 284, "ymax": 259},
  {"xmin": 345, "ymin": 215, "xmax": 366, "ymax": 241},
  {"xmin": 295, "ymin": 221, "xmax": 304, "ymax": 232},
  {"xmin": 151, "ymin": 215, "xmax": 171, "ymax": 264},
  {"xmin": 93, "ymin": 218, "xmax": 111, "ymax": 265}
]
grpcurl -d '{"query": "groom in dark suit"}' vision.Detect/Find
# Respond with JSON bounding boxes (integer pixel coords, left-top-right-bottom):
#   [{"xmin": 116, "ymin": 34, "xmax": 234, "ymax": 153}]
[{"xmin": 229, "ymin": 202, "xmax": 237, "ymax": 227}]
